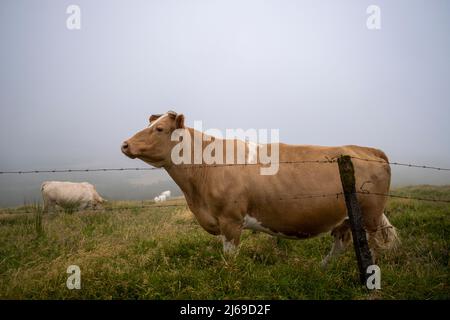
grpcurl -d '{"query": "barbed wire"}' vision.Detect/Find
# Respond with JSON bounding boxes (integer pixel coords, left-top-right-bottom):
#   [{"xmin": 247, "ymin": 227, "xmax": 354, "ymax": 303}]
[
  {"xmin": 0, "ymin": 156, "xmax": 449, "ymax": 174},
  {"xmin": 355, "ymin": 191, "xmax": 450, "ymax": 203},
  {"xmin": 1, "ymin": 191, "xmax": 449, "ymax": 216},
  {"xmin": 99, "ymin": 204, "xmax": 187, "ymax": 212},
  {"xmin": 0, "ymin": 167, "xmax": 159, "ymax": 174},
  {"xmin": 101, "ymin": 192, "xmax": 450, "ymax": 205},
  {"xmin": 234, "ymin": 191, "xmax": 450, "ymax": 204},
  {"xmin": 349, "ymin": 156, "xmax": 450, "ymax": 171},
  {"xmin": 0, "ymin": 202, "xmax": 188, "ymax": 215},
  {"xmin": 1, "ymin": 156, "xmax": 449, "ymax": 210},
  {"xmin": 0, "ymin": 160, "xmax": 336, "ymax": 174}
]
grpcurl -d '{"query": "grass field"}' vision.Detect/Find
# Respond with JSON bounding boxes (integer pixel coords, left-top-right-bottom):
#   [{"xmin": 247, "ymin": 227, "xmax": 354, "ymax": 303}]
[{"xmin": 0, "ymin": 186, "xmax": 448, "ymax": 299}]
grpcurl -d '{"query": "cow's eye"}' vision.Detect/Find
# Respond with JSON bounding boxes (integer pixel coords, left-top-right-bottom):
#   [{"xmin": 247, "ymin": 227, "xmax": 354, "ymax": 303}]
[{"xmin": 156, "ymin": 127, "xmax": 164, "ymax": 132}]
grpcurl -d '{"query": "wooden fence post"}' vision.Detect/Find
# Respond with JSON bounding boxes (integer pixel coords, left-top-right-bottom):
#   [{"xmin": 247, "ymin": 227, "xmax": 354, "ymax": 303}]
[{"xmin": 337, "ymin": 155, "xmax": 374, "ymax": 285}]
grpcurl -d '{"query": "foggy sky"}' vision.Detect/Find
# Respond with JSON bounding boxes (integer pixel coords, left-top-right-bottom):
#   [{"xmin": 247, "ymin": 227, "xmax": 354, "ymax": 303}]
[{"xmin": 1, "ymin": 0, "xmax": 449, "ymax": 206}]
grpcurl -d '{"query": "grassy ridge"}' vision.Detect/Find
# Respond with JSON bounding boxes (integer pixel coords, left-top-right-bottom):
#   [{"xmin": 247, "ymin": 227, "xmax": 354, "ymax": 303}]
[{"xmin": 0, "ymin": 187, "xmax": 448, "ymax": 299}]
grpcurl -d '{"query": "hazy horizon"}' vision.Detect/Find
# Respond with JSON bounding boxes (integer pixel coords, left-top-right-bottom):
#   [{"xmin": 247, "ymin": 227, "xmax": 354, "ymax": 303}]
[{"xmin": 1, "ymin": 0, "xmax": 450, "ymax": 206}]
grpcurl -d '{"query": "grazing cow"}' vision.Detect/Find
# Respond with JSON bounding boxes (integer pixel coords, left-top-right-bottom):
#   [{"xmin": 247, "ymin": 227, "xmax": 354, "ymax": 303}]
[
  {"xmin": 161, "ymin": 190, "xmax": 171, "ymax": 198},
  {"xmin": 41, "ymin": 181, "xmax": 105, "ymax": 212},
  {"xmin": 154, "ymin": 190, "xmax": 171, "ymax": 203},
  {"xmin": 154, "ymin": 194, "xmax": 167, "ymax": 203},
  {"xmin": 121, "ymin": 111, "xmax": 398, "ymax": 265}
]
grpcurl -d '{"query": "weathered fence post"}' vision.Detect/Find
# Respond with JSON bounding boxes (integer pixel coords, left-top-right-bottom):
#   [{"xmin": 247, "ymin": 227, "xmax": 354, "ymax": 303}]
[{"xmin": 337, "ymin": 155, "xmax": 374, "ymax": 285}]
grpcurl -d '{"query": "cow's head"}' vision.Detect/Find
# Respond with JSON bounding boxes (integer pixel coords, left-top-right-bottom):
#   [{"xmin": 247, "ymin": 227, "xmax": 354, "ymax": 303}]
[{"xmin": 121, "ymin": 111, "xmax": 185, "ymax": 167}]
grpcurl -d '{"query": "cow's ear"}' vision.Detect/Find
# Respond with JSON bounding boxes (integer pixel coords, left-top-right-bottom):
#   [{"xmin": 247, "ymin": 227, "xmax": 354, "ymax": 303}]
[
  {"xmin": 175, "ymin": 114, "xmax": 185, "ymax": 129},
  {"xmin": 149, "ymin": 114, "xmax": 162, "ymax": 123}
]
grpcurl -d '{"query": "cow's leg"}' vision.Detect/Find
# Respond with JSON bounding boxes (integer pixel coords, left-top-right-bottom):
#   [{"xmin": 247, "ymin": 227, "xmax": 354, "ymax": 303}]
[
  {"xmin": 366, "ymin": 213, "xmax": 399, "ymax": 262},
  {"xmin": 93, "ymin": 201, "xmax": 104, "ymax": 211},
  {"xmin": 43, "ymin": 199, "xmax": 49, "ymax": 213},
  {"xmin": 218, "ymin": 217, "xmax": 242, "ymax": 257},
  {"xmin": 321, "ymin": 219, "xmax": 352, "ymax": 268},
  {"xmin": 43, "ymin": 200, "xmax": 56, "ymax": 214},
  {"xmin": 78, "ymin": 202, "xmax": 89, "ymax": 211},
  {"xmin": 359, "ymin": 193, "xmax": 399, "ymax": 261}
]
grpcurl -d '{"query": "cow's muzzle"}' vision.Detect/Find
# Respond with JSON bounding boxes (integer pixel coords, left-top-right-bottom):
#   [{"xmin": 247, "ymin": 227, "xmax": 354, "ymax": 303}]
[{"xmin": 121, "ymin": 141, "xmax": 136, "ymax": 159}]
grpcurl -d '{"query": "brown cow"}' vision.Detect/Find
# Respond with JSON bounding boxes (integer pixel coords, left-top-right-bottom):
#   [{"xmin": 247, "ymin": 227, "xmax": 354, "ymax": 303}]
[{"xmin": 121, "ymin": 111, "xmax": 398, "ymax": 266}]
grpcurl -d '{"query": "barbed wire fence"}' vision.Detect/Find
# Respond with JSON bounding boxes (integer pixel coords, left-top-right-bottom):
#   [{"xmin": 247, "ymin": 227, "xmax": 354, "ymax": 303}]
[
  {"xmin": 5, "ymin": 156, "xmax": 446, "ymax": 285},
  {"xmin": 3, "ymin": 190, "xmax": 450, "ymax": 215},
  {"xmin": 2, "ymin": 157, "xmax": 450, "ymax": 174},
  {"xmin": 0, "ymin": 156, "xmax": 450, "ymax": 214}
]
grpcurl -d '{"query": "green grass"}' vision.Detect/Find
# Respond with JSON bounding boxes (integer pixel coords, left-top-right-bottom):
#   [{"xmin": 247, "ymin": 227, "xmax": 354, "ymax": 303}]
[{"xmin": 0, "ymin": 187, "xmax": 448, "ymax": 299}]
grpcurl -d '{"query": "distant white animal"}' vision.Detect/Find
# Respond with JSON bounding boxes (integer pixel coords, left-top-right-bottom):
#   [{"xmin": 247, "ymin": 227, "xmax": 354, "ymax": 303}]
[
  {"xmin": 154, "ymin": 194, "xmax": 167, "ymax": 202},
  {"xmin": 41, "ymin": 181, "xmax": 105, "ymax": 212},
  {"xmin": 160, "ymin": 190, "xmax": 171, "ymax": 198},
  {"xmin": 154, "ymin": 190, "xmax": 171, "ymax": 203},
  {"xmin": 154, "ymin": 195, "xmax": 165, "ymax": 202}
]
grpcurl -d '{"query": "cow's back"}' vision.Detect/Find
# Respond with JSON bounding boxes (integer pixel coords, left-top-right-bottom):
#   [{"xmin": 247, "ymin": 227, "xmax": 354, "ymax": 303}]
[{"xmin": 41, "ymin": 181, "xmax": 95, "ymax": 205}]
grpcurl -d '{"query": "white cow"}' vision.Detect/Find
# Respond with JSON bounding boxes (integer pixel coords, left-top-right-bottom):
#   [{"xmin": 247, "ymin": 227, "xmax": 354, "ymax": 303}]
[
  {"xmin": 41, "ymin": 181, "xmax": 105, "ymax": 212},
  {"xmin": 154, "ymin": 191, "xmax": 171, "ymax": 203},
  {"xmin": 154, "ymin": 194, "xmax": 167, "ymax": 202},
  {"xmin": 160, "ymin": 190, "xmax": 171, "ymax": 198}
]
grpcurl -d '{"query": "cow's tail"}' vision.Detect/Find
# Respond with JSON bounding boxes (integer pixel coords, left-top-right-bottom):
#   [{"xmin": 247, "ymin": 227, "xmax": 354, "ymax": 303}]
[{"xmin": 369, "ymin": 213, "xmax": 400, "ymax": 251}]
